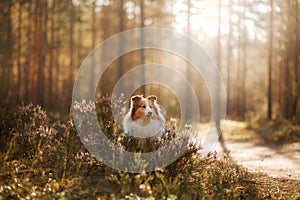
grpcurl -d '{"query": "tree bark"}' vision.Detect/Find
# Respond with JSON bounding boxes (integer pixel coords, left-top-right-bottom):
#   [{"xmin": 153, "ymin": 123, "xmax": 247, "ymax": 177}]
[
  {"xmin": 242, "ymin": 29, "xmax": 247, "ymax": 120},
  {"xmin": 267, "ymin": 0, "xmax": 274, "ymax": 120},
  {"xmin": 24, "ymin": 1, "xmax": 32, "ymax": 102},
  {"xmin": 118, "ymin": 0, "xmax": 124, "ymax": 90},
  {"xmin": 32, "ymin": 0, "xmax": 45, "ymax": 105},
  {"xmin": 292, "ymin": 0, "xmax": 299, "ymax": 121},
  {"xmin": 67, "ymin": 1, "xmax": 75, "ymax": 106},
  {"xmin": 217, "ymin": 0, "xmax": 228, "ymax": 153},
  {"xmin": 185, "ymin": 0, "xmax": 192, "ymax": 120},
  {"xmin": 90, "ymin": 1, "xmax": 97, "ymax": 92},
  {"xmin": 17, "ymin": 2, "xmax": 22, "ymax": 101},
  {"xmin": 4, "ymin": 0, "xmax": 12, "ymax": 99},
  {"xmin": 48, "ymin": 0, "xmax": 56, "ymax": 108},
  {"xmin": 226, "ymin": 0, "xmax": 233, "ymax": 116},
  {"xmin": 140, "ymin": 0, "xmax": 146, "ymax": 95}
]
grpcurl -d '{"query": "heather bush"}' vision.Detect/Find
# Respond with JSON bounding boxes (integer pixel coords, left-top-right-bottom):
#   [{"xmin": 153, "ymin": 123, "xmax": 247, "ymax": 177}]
[
  {"xmin": 0, "ymin": 101, "xmax": 15, "ymax": 153},
  {"xmin": 2, "ymin": 97, "xmax": 296, "ymax": 199}
]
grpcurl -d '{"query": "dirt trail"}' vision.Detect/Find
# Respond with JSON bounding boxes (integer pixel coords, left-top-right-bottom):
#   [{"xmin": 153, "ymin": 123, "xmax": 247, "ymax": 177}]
[{"xmin": 213, "ymin": 121, "xmax": 300, "ymax": 180}]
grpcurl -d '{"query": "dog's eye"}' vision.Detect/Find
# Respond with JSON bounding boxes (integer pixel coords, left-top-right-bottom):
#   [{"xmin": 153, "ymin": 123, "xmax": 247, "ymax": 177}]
[{"xmin": 142, "ymin": 105, "xmax": 146, "ymax": 108}]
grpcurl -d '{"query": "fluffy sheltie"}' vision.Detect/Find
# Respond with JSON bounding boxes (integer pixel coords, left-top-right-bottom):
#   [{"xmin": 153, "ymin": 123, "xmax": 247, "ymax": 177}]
[{"xmin": 123, "ymin": 95, "xmax": 165, "ymax": 140}]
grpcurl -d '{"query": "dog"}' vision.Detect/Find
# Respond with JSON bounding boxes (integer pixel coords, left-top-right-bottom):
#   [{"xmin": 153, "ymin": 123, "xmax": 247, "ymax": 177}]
[{"xmin": 123, "ymin": 95, "xmax": 165, "ymax": 141}]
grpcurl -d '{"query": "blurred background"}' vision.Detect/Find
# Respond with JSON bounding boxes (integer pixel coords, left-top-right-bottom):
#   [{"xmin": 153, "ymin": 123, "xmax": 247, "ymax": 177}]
[{"xmin": 0, "ymin": 0, "xmax": 299, "ymax": 124}]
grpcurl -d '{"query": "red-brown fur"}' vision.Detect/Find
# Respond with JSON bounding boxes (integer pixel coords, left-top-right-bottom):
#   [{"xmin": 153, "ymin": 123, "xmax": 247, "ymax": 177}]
[{"xmin": 123, "ymin": 95, "xmax": 165, "ymax": 138}]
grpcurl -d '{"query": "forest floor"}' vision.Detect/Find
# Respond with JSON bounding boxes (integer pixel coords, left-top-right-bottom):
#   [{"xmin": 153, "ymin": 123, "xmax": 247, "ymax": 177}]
[{"xmin": 215, "ymin": 121, "xmax": 300, "ymax": 180}]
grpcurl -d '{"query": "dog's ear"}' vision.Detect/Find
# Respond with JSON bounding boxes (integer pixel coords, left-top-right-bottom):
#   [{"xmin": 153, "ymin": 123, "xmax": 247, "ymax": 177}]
[
  {"xmin": 147, "ymin": 95, "xmax": 157, "ymax": 103},
  {"xmin": 130, "ymin": 95, "xmax": 143, "ymax": 107}
]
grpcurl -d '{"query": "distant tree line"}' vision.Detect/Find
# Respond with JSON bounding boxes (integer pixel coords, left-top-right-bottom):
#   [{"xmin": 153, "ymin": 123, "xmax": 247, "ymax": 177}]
[{"xmin": 0, "ymin": 0, "xmax": 299, "ymax": 123}]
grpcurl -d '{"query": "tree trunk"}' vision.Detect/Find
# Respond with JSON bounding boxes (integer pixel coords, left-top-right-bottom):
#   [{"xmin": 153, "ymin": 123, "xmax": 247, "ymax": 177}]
[
  {"xmin": 226, "ymin": 0, "xmax": 233, "ymax": 116},
  {"xmin": 54, "ymin": 18, "xmax": 60, "ymax": 108},
  {"xmin": 239, "ymin": 1, "xmax": 248, "ymax": 120},
  {"xmin": 48, "ymin": 0, "xmax": 56, "ymax": 108},
  {"xmin": 185, "ymin": 0, "xmax": 192, "ymax": 120},
  {"xmin": 100, "ymin": 5, "xmax": 109, "ymax": 95},
  {"xmin": 118, "ymin": 0, "xmax": 124, "ymax": 90},
  {"xmin": 267, "ymin": 0, "xmax": 274, "ymax": 120},
  {"xmin": 140, "ymin": 0, "xmax": 146, "ymax": 95},
  {"xmin": 24, "ymin": 1, "xmax": 32, "ymax": 102},
  {"xmin": 4, "ymin": 0, "xmax": 12, "ymax": 99},
  {"xmin": 90, "ymin": 1, "xmax": 97, "ymax": 92},
  {"xmin": 32, "ymin": 0, "xmax": 44, "ymax": 105},
  {"xmin": 292, "ymin": 0, "xmax": 299, "ymax": 122},
  {"xmin": 237, "ymin": 18, "xmax": 242, "ymax": 119},
  {"xmin": 37, "ymin": 0, "xmax": 47, "ymax": 106},
  {"xmin": 67, "ymin": 1, "xmax": 75, "ymax": 106},
  {"xmin": 17, "ymin": 2, "xmax": 22, "ymax": 102},
  {"xmin": 242, "ymin": 29, "xmax": 247, "ymax": 120},
  {"xmin": 283, "ymin": 1, "xmax": 293, "ymax": 119},
  {"xmin": 216, "ymin": 0, "xmax": 227, "ymax": 153}
]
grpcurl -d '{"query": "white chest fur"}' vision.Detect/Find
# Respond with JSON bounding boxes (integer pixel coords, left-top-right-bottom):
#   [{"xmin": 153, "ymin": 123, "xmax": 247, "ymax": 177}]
[{"xmin": 123, "ymin": 113, "xmax": 165, "ymax": 138}]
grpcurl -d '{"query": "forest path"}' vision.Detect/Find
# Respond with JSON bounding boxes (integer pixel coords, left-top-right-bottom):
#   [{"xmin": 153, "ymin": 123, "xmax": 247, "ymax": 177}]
[{"xmin": 211, "ymin": 121, "xmax": 300, "ymax": 180}]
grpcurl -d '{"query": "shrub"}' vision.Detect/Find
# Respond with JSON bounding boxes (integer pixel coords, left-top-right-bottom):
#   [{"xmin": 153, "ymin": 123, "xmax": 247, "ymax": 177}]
[{"xmin": 2, "ymin": 97, "xmax": 290, "ymax": 199}]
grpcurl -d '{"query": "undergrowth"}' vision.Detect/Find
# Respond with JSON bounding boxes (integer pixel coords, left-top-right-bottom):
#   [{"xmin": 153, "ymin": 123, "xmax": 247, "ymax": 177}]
[
  {"xmin": 0, "ymin": 98, "xmax": 299, "ymax": 199},
  {"xmin": 247, "ymin": 116, "xmax": 300, "ymax": 143}
]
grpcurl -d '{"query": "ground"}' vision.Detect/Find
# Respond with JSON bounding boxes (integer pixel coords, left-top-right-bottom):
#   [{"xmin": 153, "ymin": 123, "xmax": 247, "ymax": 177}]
[{"xmin": 215, "ymin": 121, "xmax": 300, "ymax": 180}]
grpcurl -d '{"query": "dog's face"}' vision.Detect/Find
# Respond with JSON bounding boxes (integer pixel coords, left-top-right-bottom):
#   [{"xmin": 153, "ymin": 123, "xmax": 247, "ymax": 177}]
[
  {"xmin": 123, "ymin": 94, "xmax": 165, "ymax": 138},
  {"xmin": 130, "ymin": 95, "xmax": 158, "ymax": 121}
]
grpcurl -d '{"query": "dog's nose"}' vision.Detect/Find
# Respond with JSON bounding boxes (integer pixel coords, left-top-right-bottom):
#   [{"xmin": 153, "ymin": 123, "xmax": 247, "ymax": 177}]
[{"xmin": 147, "ymin": 111, "xmax": 153, "ymax": 116}]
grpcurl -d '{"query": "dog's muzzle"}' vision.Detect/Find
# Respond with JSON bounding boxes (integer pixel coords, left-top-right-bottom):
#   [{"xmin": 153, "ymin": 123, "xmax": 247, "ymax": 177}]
[{"xmin": 147, "ymin": 111, "xmax": 153, "ymax": 117}]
